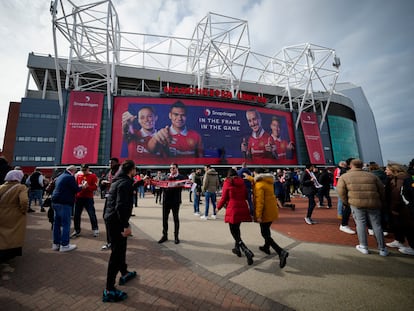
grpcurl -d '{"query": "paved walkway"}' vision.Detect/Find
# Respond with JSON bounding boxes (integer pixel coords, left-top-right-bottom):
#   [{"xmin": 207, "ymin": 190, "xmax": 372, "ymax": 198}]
[{"xmin": 1, "ymin": 193, "xmax": 413, "ymax": 310}]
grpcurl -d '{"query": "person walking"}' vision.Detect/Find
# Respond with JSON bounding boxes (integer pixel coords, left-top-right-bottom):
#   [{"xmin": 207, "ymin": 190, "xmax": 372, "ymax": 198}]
[
  {"xmin": 200, "ymin": 164, "xmax": 220, "ymax": 220},
  {"xmin": 158, "ymin": 163, "xmax": 186, "ymax": 244},
  {"xmin": 51, "ymin": 165, "xmax": 82, "ymax": 252},
  {"xmin": 217, "ymin": 168, "xmax": 254, "ymax": 265},
  {"xmin": 337, "ymin": 159, "xmax": 389, "ymax": 256},
  {"xmin": 103, "ymin": 160, "xmax": 137, "ymax": 303},
  {"xmin": 245, "ymin": 168, "xmax": 289, "ymax": 268},
  {"xmin": 301, "ymin": 164, "xmax": 322, "ymax": 225},
  {"xmin": 101, "ymin": 158, "xmax": 121, "ymax": 250},
  {"xmin": 71, "ymin": 164, "xmax": 99, "ymax": 238},
  {"xmin": 0, "ymin": 170, "xmax": 29, "ymax": 273}
]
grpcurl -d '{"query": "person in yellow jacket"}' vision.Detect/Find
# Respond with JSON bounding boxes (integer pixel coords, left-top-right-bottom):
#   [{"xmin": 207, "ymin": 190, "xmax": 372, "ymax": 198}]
[{"xmin": 244, "ymin": 168, "xmax": 289, "ymax": 269}]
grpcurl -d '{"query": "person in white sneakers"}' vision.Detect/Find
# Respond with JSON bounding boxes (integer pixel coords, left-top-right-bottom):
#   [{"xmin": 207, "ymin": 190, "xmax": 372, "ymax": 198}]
[
  {"xmin": 385, "ymin": 161, "xmax": 414, "ymax": 256},
  {"xmin": 337, "ymin": 159, "xmax": 388, "ymax": 256},
  {"xmin": 51, "ymin": 165, "xmax": 82, "ymax": 252}
]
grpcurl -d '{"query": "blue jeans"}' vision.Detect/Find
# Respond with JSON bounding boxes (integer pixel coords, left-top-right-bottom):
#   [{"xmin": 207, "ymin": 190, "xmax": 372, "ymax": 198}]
[
  {"xmin": 204, "ymin": 191, "xmax": 217, "ymax": 216},
  {"xmin": 351, "ymin": 206, "xmax": 385, "ymax": 249},
  {"xmin": 52, "ymin": 203, "xmax": 73, "ymax": 246},
  {"xmin": 73, "ymin": 198, "xmax": 98, "ymax": 233},
  {"xmin": 193, "ymin": 191, "xmax": 200, "ymax": 213},
  {"xmin": 29, "ymin": 189, "xmax": 43, "ymax": 208},
  {"xmin": 246, "ymin": 188, "xmax": 254, "ymax": 216}
]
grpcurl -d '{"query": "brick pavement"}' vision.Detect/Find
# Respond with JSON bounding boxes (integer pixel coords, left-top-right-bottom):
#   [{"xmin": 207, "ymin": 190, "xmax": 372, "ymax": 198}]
[{"xmin": 0, "ymin": 197, "xmax": 291, "ymax": 311}]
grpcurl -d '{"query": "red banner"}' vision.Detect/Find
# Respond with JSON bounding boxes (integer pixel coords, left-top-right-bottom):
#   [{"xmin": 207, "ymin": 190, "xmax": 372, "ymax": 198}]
[
  {"xmin": 61, "ymin": 91, "xmax": 104, "ymax": 164},
  {"xmin": 300, "ymin": 112, "xmax": 326, "ymax": 164}
]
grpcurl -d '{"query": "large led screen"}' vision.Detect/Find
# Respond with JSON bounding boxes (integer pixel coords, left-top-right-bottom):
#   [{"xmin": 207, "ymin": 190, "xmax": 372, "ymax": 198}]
[
  {"xmin": 328, "ymin": 115, "xmax": 360, "ymax": 164},
  {"xmin": 111, "ymin": 97, "xmax": 297, "ymax": 166}
]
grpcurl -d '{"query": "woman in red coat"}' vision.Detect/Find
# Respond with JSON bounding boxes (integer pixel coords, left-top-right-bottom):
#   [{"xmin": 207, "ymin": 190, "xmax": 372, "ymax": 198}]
[{"xmin": 217, "ymin": 168, "xmax": 254, "ymax": 265}]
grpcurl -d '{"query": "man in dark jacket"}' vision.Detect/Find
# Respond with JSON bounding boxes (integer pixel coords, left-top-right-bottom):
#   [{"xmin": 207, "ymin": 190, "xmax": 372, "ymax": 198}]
[
  {"xmin": 51, "ymin": 165, "xmax": 81, "ymax": 252},
  {"xmin": 103, "ymin": 160, "xmax": 137, "ymax": 303},
  {"xmin": 158, "ymin": 163, "xmax": 186, "ymax": 244}
]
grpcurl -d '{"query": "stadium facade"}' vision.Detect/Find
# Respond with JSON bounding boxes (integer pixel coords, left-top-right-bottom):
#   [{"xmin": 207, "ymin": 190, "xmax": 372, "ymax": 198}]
[{"xmin": 3, "ymin": 1, "xmax": 382, "ymax": 171}]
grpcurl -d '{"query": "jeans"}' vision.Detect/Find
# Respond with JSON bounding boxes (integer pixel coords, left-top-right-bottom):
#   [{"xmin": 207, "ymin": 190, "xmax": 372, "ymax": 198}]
[
  {"xmin": 246, "ymin": 188, "xmax": 254, "ymax": 216},
  {"xmin": 29, "ymin": 189, "xmax": 43, "ymax": 208},
  {"xmin": 305, "ymin": 193, "xmax": 316, "ymax": 218},
  {"xmin": 334, "ymin": 186, "xmax": 343, "ymax": 217},
  {"xmin": 351, "ymin": 206, "xmax": 385, "ymax": 249},
  {"xmin": 52, "ymin": 203, "xmax": 73, "ymax": 246},
  {"xmin": 204, "ymin": 191, "xmax": 217, "ymax": 216},
  {"xmin": 193, "ymin": 191, "xmax": 200, "ymax": 213},
  {"xmin": 138, "ymin": 186, "xmax": 145, "ymax": 198},
  {"xmin": 73, "ymin": 197, "xmax": 98, "ymax": 233}
]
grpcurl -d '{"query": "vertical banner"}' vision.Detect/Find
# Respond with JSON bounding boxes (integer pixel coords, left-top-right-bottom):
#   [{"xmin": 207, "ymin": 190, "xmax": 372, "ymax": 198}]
[
  {"xmin": 300, "ymin": 111, "xmax": 326, "ymax": 164},
  {"xmin": 61, "ymin": 91, "xmax": 104, "ymax": 164}
]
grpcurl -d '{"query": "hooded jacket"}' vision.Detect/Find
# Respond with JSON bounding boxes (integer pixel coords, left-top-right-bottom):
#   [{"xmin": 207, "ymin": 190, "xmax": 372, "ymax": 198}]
[
  {"xmin": 217, "ymin": 176, "xmax": 251, "ymax": 224},
  {"xmin": 248, "ymin": 173, "xmax": 279, "ymax": 222},
  {"xmin": 202, "ymin": 168, "xmax": 220, "ymax": 193}
]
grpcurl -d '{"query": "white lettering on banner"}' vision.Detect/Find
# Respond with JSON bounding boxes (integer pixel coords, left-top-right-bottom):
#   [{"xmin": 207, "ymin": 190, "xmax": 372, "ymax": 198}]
[{"xmin": 73, "ymin": 101, "xmax": 99, "ymax": 108}]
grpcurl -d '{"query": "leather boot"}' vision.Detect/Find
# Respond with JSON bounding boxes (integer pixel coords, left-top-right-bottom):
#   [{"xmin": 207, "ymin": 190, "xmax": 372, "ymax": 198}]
[
  {"xmin": 174, "ymin": 232, "xmax": 180, "ymax": 244},
  {"xmin": 238, "ymin": 241, "xmax": 254, "ymax": 265},
  {"xmin": 232, "ymin": 242, "xmax": 241, "ymax": 257}
]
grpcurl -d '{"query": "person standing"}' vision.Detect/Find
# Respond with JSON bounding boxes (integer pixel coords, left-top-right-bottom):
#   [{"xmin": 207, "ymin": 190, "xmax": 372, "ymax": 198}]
[
  {"xmin": 0, "ymin": 170, "xmax": 29, "ymax": 268},
  {"xmin": 337, "ymin": 159, "xmax": 388, "ymax": 256},
  {"xmin": 153, "ymin": 170, "xmax": 164, "ymax": 204},
  {"xmin": 158, "ymin": 163, "xmax": 186, "ymax": 244},
  {"xmin": 333, "ymin": 161, "xmax": 347, "ymax": 218},
  {"xmin": 245, "ymin": 168, "xmax": 289, "ymax": 268},
  {"xmin": 71, "ymin": 164, "xmax": 99, "ymax": 238},
  {"xmin": 217, "ymin": 168, "xmax": 254, "ymax": 265},
  {"xmin": 101, "ymin": 158, "xmax": 121, "ymax": 250},
  {"xmin": 51, "ymin": 165, "xmax": 82, "ymax": 252},
  {"xmin": 26, "ymin": 168, "xmax": 45, "ymax": 213},
  {"xmin": 103, "ymin": 160, "xmax": 137, "ymax": 303},
  {"xmin": 191, "ymin": 168, "xmax": 203, "ymax": 215},
  {"xmin": 201, "ymin": 164, "xmax": 220, "ymax": 220},
  {"xmin": 317, "ymin": 168, "xmax": 333, "ymax": 208}
]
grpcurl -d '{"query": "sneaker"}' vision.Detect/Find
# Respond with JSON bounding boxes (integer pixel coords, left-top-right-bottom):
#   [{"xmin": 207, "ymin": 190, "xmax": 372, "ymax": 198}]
[
  {"xmin": 398, "ymin": 246, "xmax": 414, "ymax": 256},
  {"xmin": 279, "ymin": 250, "xmax": 289, "ymax": 269},
  {"xmin": 101, "ymin": 243, "xmax": 111, "ymax": 250},
  {"xmin": 356, "ymin": 245, "xmax": 369, "ymax": 255},
  {"xmin": 119, "ymin": 271, "xmax": 137, "ymax": 285},
  {"xmin": 93, "ymin": 229, "xmax": 99, "ymax": 237},
  {"xmin": 102, "ymin": 289, "xmax": 128, "ymax": 303},
  {"xmin": 368, "ymin": 229, "xmax": 374, "ymax": 236},
  {"xmin": 59, "ymin": 244, "xmax": 77, "ymax": 252},
  {"xmin": 200, "ymin": 215, "xmax": 208, "ymax": 220},
  {"xmin": 210, "ymin": 214, "xmax": 217, "ymax": 220},
  {"xmin": 70, "ymin": 231, "xmax": 80, "ymax": 238},
  {"xmin": 340, "ymin": 225, "xmax": 356, "ymax": 234},
  {"xmin": 194, "ymin": 212, "xmax": 200, "ymax": 216},
  {"xmin": 379, "ymin": 248, "xmax": 389, "ymax": 257},
  {"xmin": 304, "ymin": 217, "xmax": 313, "ymax": 225},
  {"xmin": 386, "ymin": 240, "xmax": 405, "ymax": 248},
  {"xmin": 310, "ymin": 219, "xmax": 318, "ymax": 224},
  {"xmin": 383, "ymin": 231, "xmax": 389, "ymax": 237},
  {"xmin": 51, "ymin": 243, "xmax": 60, "ymax": 251}
]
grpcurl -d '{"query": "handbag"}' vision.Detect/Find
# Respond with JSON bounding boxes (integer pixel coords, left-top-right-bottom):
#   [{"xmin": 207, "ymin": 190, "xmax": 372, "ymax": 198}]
[{"xmin": 43, "ymin": 196, "xmax": 52, "ymax": 207}]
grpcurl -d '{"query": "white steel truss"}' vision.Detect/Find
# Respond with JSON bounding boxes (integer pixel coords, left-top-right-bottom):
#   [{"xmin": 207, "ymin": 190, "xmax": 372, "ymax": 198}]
[{"xmin": 50, "ymin": 0, "xmax": 340, "ymax": 129}]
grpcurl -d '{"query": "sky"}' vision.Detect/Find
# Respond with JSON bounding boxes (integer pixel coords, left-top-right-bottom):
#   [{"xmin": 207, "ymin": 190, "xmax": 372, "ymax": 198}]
[{"xmin": 0, "ymin": 0, "xmax": 413, "ymax": 165}]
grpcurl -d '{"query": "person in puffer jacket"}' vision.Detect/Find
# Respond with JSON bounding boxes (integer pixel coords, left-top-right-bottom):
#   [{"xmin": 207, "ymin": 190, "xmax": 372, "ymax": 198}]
[
  {"xmin": 245, "ymin": 168, "xmax": 289, "ymax": 269},
  {"xmin": 217, "ymin": 168, "xmax": 254, "ymax": 265}
]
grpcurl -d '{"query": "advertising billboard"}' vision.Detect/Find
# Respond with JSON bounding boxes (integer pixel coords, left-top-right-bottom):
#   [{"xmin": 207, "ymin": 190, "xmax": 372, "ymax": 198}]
[
  {"xmin": 300, "ymin": 111, "xmax": 326, "ymax": 165},
  {"xmin": 61, "ymin": 91, "xmax": 104, "ymax": 164},
  {"xmin": 111, "ymin": 97, "xmax": 297, "ymax": 166}
]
